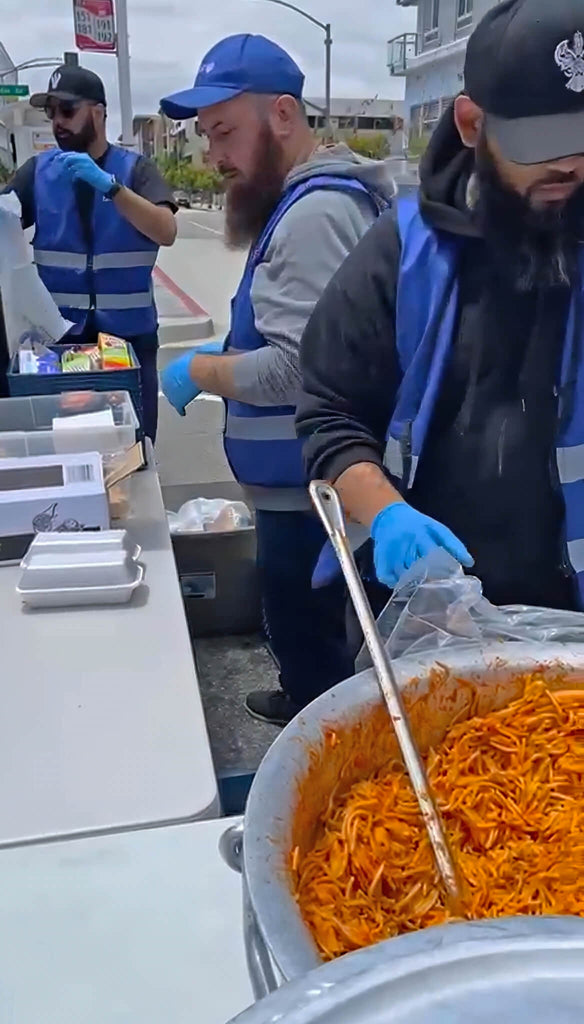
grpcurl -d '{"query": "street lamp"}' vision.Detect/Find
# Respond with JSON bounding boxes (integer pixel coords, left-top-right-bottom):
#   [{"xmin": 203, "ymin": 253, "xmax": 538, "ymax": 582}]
[
  {"xmin": 250, "ymin": 0, "xmax": 332, "ymax": 136},
  {"xmin": 0, "ymin": 59, "xmax": 62, "ymax": 83}
]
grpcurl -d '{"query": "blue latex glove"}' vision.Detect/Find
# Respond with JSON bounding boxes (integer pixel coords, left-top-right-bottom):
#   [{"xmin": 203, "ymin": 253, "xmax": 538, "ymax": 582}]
[
  {"xmin": 59, "ymin": 152, "xmax": 114, "ymax": 194},
  {"xmin": 160, "ymin": 340, "xmax": 225, "ymax": 416},
  {"xmin": 371, "ymin": 502, "xmax": 474, "ymax": 589}
]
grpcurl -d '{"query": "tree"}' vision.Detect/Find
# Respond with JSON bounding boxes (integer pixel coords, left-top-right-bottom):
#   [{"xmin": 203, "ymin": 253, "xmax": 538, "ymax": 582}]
[
  {"xmin": 155, "ymin": 155, "xmax": 224, "ymax": 195},
  {"xmin": 345, "ymin": 133, "xmax": 391, "ymax": 161},
  {"xmin": 0, "ymin": 162, "xmax": 11, "ymax": 186}
]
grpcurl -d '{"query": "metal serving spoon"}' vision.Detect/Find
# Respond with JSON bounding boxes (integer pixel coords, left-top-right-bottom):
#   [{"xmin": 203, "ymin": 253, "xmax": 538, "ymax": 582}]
[{"xmin": 310, "ymin": 480, "xmax": 464, "ymax": 913}]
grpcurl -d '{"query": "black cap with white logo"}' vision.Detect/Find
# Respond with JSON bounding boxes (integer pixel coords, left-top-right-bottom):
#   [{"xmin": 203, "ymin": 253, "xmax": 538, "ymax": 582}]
[
  {"xmin": 465, "ymin": 0, "xmax": 584, "ymax": 164},
  {"xmin": 30, "ymin": 65, "xmax": 106, "ymax": 109}
]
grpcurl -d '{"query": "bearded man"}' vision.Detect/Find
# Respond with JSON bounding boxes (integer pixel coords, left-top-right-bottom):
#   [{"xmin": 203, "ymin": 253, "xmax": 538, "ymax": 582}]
[
  {"xmin": 298, "ymin": 0, "xmax": 584, "ymax": 615},
  {"xmin": 3, "ymin": 65, "xmax": 177, "ymax": 441},
  {"xmin": 160, "ymin": 34, "xmax": 394, "ymax": 724}
]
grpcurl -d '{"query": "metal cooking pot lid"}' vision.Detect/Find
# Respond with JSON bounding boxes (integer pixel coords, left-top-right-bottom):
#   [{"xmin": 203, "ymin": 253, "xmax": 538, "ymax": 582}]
[{"xmin": 229, "ymin": 917, "xmax": 584, "ymax": 1023}]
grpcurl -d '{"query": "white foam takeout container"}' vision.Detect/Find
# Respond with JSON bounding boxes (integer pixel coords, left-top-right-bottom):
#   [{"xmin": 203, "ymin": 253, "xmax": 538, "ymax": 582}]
[{"xmin": 17, "ymin": 530, "xmax": 144, "ymax": 608}]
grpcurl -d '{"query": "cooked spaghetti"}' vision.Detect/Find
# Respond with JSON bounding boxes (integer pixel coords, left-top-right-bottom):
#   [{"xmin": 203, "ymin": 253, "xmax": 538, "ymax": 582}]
[{"xmin": 293, "ymin": 677, "xmax": 584, "ymax": 961}]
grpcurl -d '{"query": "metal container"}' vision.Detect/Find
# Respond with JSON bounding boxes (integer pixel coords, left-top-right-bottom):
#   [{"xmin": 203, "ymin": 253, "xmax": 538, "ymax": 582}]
[
  {"xmin": 221, "ymin": 641, "xmax": 584, "ymax": 1000},
  {"xmin": 228, "ymin": 917, "xmax": 584, "ymax": 1024},
  {"xmin": 22, "ymin": 529, "xmax": 141, "ymax": 564}
]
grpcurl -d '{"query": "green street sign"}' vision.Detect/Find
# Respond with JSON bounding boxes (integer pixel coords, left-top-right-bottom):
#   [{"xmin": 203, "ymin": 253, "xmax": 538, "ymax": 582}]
[{"xmin": 0, "ymin": 84, "xmax": 30, "ymax": 98}]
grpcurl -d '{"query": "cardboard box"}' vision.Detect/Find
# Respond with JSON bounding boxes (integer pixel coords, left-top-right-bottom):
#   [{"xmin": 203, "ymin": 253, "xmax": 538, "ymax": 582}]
[{"xmin": 0, "ymin": 452, "xmax": 109, "ymax": 564}]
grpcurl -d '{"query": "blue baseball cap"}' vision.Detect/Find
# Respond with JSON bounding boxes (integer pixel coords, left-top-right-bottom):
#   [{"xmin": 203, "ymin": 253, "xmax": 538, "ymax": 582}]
[{"xmin": 160, "ymin": 33, "xmax": 305, "ymax": 119}]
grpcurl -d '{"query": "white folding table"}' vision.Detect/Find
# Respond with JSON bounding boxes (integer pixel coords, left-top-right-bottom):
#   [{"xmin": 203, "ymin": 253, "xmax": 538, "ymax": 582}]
[
  {"xmin": 0, "ymin": 816, "xmax": 253, "ymax": 1023},
  {"xmin": 0, "ymin": 446, "xmax": 218, "ymax": 848}
]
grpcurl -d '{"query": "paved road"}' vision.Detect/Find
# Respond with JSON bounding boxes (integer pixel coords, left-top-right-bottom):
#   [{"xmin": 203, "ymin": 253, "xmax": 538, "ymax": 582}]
[
  {"xmin": 176, "ymin": 207, "xmax": 226, "ymax": 241},
  {"xmin": 156, "ymin": 208, "xmax": 237, "ymax": 488}
]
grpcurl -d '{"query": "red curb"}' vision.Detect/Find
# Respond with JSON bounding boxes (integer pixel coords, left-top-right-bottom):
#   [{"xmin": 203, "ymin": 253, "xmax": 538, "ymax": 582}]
[{"xmin": 153, "ymin": 265, "xmax": 210, "ymax": 319}]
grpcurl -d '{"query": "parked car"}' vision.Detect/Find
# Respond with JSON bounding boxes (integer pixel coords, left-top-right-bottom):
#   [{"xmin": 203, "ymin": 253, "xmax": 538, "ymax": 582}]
[{"xmin": 173, "ymin": 190, "xmax": 191, "ymax": 209}]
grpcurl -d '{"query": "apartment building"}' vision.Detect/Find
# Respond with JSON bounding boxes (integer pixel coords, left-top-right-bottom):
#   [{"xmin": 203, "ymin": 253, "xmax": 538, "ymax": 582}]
[{"xmin": 388, "ymin": 0, "xmax": 500, "ymax": 150}]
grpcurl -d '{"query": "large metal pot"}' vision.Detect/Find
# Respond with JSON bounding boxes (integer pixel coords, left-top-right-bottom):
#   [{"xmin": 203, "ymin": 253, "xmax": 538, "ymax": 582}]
[
  {"xmin": 227, "ymin": 916, "xmax": 584, "ymax": 1024},
  {"xmin": 222, "ymin": 641, "xmax": 584, "ymax": 1000}
]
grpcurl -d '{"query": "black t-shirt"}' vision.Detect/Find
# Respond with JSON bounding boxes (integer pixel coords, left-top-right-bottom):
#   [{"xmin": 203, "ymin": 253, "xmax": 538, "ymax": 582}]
[
  {"xmin": 8, "ymin": 147, "xmax": 176, "ymax": 231},
  {"xmin": 4, "ymin": 147, "xmax": 177, "ymax": 346}
]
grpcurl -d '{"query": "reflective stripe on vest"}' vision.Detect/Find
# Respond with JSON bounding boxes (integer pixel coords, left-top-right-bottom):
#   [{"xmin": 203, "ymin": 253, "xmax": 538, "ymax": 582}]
[
  {"xmin": 390, "ymin": 195, "xmax": 584, "ymax": 606},
  {"xmin": 34, "ymin": 250, "xmax": 157, "ymax": 272},
  {"xmin": 224, "ymin": 174, "xmax": 387, "ymax": 501},
  {"xmin": 96, "ymin": 291, "xmax": 153, "ymax": 309},
  {"xmin": 33, "ymin": 146, "xmax": 159, "ymax": 336},
  {"xmin": 50, "ymin": 293, "xmax": 91, "ymax": 309},
  {"xmin": 34, "ymin": 250, "xmax": 87, "ymax": 270}
]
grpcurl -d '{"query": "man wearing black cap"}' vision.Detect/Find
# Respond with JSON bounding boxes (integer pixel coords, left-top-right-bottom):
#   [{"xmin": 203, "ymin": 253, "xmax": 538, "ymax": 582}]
[
  {"xmin": 298, "ymin": 0, "xmax": 584, "ymax": 613},
  {"xmin": 159, "ymin": 34, "xmax": 395, "ymax": 724},
  {"xmin": 3, "ymin": 65, "xmax": 177, "ymax": 440}
]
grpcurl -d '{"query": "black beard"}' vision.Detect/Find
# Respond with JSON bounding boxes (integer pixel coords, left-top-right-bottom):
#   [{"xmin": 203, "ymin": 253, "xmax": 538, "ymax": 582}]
[
  {"xmin": 474, "ymin": 134, "xmax": 584, "ymax": 292},
  {"xmin": 55, "ymin": 116, "xmax": 97, "ymax": 153},
  {"xmin": 224, "ymin": 122, "xmax": 286, "ymax": 249}
]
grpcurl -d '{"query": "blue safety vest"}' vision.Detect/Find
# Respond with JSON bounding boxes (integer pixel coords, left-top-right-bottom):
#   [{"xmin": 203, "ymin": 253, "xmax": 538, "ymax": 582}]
[
  {"xmin": 387, "ymin": 197, "xmax": 584, "ymax": 604},
  {"xmin": 224, "ymin": 173, "xmax": 385, "ymax": 507},
  {"xmin": 33, "ymin": 146, "xmax": 159, "ymax": 337}
]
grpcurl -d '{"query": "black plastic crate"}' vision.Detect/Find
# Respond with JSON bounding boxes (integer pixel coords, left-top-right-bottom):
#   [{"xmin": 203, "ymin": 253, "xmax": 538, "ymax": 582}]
[{"xmin": 7, "ymin": 343, "xmax": 144, "ymax": 439}]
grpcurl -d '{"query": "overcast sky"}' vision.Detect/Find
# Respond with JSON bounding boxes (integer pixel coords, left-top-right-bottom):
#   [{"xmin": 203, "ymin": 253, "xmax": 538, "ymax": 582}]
[{"xmin": 2, "ymin": 0, "xmax": 415, "ymax": 136}]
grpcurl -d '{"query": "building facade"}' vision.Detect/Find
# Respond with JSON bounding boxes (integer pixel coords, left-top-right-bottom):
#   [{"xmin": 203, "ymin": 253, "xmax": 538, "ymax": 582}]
[
  {"xmin": 0, "ymin": 41, "xmax": 16, "ymax": 170},
  {"xmin": 305, "ymin": 97, "xmax": 405, "ymax": 153},
  {"xmin": 133, "ymin": 113, "xmax": 208, "ymax": 166},
  {"xmin": 388, "ymin": 0, "xmax": 500, "ymax": 151}
]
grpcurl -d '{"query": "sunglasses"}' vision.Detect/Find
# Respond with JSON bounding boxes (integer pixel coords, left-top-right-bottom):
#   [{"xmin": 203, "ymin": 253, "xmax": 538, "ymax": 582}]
[
  {"xmin": 45, "ymin": 100, "xmax": 83, "ymax": 121},
  {"xmin": 46, "ymin": 99, "xmax": 102, "ymax": 121}
]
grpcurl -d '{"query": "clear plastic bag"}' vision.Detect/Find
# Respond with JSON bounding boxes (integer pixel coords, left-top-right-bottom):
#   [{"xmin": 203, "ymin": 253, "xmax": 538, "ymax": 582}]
[
  {"xmin": 166, "ymin": 498, "xmax": 253, "ymax": 535},
  {"xmin": 0, "ymin": 192, "xmax": 72, "ymax": 354},
  {"xmin": 355, "ymin": 549, "xmax": 584, "ymax": 672}
]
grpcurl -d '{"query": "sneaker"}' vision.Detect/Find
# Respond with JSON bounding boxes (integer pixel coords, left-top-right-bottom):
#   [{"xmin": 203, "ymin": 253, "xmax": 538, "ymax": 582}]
[{"xmin": 245, "ymin": 690, "xmax": 302, "ymax": 727}]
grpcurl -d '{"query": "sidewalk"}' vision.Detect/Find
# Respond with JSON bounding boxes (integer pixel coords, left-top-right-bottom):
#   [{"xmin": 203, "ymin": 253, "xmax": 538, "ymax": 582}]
[
  {"xmin": 155, "ymin": 262, "xmax": 214, "ymax": 346},
  {"xmin": 157, "ymin": 238, "xmax": 245, "ymax": 346}
]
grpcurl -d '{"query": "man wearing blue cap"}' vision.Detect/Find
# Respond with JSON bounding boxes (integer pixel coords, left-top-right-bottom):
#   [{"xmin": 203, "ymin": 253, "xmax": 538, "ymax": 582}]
[{"xmin": 160, "ymin": 34, "xmax": 395, "ymax": 725}]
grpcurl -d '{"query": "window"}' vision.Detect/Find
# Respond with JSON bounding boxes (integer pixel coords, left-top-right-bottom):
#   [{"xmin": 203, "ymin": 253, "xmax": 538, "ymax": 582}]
[
  {"xmin": 457, "ymin": 0, "xmax": 473, "ymax": 22},
  {"xmin": 422, "ymin": 100, "xmax": 441, "ymax": 134},
  {"xmin": 423, "ymin": 0, "xmax": 440, "ymax": 40},
  {"xmin": 409, "ymin": 105, "xmax": 423, "ymax": 140}
]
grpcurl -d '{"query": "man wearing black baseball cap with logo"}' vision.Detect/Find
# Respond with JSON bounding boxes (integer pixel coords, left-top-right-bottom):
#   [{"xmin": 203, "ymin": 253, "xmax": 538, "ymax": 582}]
[
  {"xmin": 3, "ymin": 65, "xmax": 177, "ymax": 441},
  {"xmin": 298, "ymin": 0, "xmax": 584, "ymax": 615}
]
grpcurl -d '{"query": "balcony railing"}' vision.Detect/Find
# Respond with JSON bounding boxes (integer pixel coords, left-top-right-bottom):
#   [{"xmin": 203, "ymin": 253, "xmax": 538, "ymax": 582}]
[{"xmin": 387, "ymin": 32, "xmax": 418, "ymax": 75}]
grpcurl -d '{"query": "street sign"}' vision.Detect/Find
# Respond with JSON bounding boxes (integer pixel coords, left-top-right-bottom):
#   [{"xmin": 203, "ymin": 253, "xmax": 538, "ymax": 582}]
[
  {"xmin": 73, "ymin": 0, "xmax": 116, "ymax": 53},
  {"xmin": 0, "ymin": 85, "xmax": 29, "ymax": 98}
]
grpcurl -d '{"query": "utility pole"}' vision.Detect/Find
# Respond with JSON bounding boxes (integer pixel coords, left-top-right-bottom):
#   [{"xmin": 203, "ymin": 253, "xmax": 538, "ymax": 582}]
[
  {"xmin": 115, "ymin": 0, "xmax": 134, "ymax": 147},
  {"xmin": 324, "ymin": 23, "xmax": 332, "ymax": 139},
  {"xmin": 249, "ymin": 0, "xmax": 333, "ymax": 137}
]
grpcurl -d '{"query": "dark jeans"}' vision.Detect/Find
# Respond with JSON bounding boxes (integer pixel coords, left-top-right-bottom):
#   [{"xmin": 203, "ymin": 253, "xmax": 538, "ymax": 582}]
[
  {"xmin": 255, "ymin": 509, "xmax": 355, "ymax": 708},
  {"xmin": 130, "ymin": 336, "xmax": 159, "ymax": 443}
]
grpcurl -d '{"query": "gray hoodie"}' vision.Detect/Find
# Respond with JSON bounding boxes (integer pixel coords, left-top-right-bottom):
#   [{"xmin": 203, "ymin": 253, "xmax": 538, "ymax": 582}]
[{"xmin": 229, "ymin": 144, "xmax": 396, "ymax": 410}]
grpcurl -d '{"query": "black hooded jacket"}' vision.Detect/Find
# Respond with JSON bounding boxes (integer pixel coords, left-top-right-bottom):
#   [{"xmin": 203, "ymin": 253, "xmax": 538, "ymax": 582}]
[{"xmin": 297, "ymin": 107, "xmax": 577, "ymax": 609}]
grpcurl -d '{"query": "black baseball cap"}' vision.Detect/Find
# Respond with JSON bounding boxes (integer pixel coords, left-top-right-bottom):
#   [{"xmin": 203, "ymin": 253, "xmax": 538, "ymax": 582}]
[
  {"xmin": 30, "ymin": 65, "xmax": 106, "ymax": 109},
  {"xmin": 465, "ymin": 0, "xmax": 584, "ymax": 164}
]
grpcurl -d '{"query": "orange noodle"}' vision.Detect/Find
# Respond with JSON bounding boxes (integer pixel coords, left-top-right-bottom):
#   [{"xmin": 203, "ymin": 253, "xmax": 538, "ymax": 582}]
[{"xmin": 292, "ymin": 676, "xmax": 584, "ymax": 961}]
